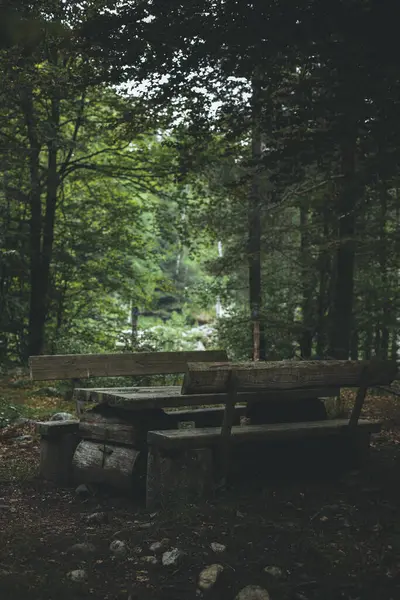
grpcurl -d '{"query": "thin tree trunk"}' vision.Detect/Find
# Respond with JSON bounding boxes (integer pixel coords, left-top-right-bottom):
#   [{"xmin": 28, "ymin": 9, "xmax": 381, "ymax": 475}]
[
  {"xmin": 350, "ymin": 328, "xmax": 359, "ymax": 359},
  {"xmin": 316, "ymin": 203, "xmax": 331, "ymax": 357},
  {"xmin": 299, "ymin": 204, "xmax": 314, "ymax": 358},
  {"xmin": 248, "ymin": 75, "xmax": 265, "ymax": 360},
  {"xmin": 131, "ymin": 304, "xmax": 139, "ymax": 347},
  {"xmin": 363, "ymin": 295, "xmax": 373, "ymax": 360},
  {"xmin": 379, "ymin": 184, "xmax": 389, "ymax": 360},
  {"xmin": 328, "ymin": 137, "xmax": 357, "ymax": 359}
]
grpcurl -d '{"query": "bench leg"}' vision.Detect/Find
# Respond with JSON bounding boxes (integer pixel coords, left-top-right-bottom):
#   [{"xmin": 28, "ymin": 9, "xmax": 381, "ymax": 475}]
[
  {"xmin": 40, "ymin": 433, "xmax": 79, "ymax": 484},
  {"xmin": 146, "ymin": 446, "xmax": 213, "ymax": 509}
]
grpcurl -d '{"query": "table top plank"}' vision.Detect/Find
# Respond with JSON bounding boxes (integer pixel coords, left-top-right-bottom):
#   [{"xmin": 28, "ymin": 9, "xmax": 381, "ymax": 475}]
[{"xmin": 74, "ymin": 386, "xmax": 339, "ymax": 411}]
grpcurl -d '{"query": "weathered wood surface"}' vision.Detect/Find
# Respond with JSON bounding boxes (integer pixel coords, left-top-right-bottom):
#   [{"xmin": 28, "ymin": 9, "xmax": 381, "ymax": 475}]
[
  {"xmin": 74, "ymin": 385, "xmax": 339, "ymax": 411},
  {"xmin": 146, "ymin": 446, "xmax": 213, "ymax": 509},
  {"xmin": 29, "ymin": 349, "xmax": 228, "ymax": 380},
  {"xmin": 79, "ymin": 422, "xmax": 138, "ymax": 446},
  {"xmin": 36, "ymin": 420, "xmax": 79, "ymax": 437},
  {"xmin": 39, "ymin": 432, "xmax": 79, "ymax": 484},
  {"xmin": 182, "ymin": 360, "xmax": 398, "ymax": 395},
  {"xmin": 147, "ymin": 419, "xmax": 381, "ymax": 450},
  {"xmin": 72, "ymin": 440, "xmax": 140, "ymax": 490}
]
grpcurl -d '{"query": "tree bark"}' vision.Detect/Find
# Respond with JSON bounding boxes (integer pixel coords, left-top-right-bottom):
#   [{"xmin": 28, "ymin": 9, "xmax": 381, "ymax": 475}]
[
  {"xmin": 299, "ymin": 204, "xmax": 314, "ymax": 358},
  {"xmin": 328, "ymin": 137, "xmax": 358, "ymax": 359},
  {"xmin": 379, "ymin": 184, "xmax": 389, "ymax": 360},
  {"xmin": 248, "ymin": 75, "xmax": 265, "ymax": 360},
  {"xmin": 22, "ymin": 55, "xmax": 60, "ymax": 357},
  {"xmin": 316, "ymin": 202, "xmax": 331, "ymax": 357},
  {"xmin": 21, "ymin": 85, "xmax": 44, "ymax": 357}
]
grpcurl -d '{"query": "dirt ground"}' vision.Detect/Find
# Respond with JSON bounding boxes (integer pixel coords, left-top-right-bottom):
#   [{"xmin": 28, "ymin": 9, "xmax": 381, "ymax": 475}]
[{"xmin": 1, "ymin": 391, "xmax": 400, "ymax": 600}]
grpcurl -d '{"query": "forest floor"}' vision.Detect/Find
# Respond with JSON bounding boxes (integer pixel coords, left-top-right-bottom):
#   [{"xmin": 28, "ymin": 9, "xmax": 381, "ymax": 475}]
[{"xmin": 0, "ymin": 376, "xmax": 400, "ymax": 600}]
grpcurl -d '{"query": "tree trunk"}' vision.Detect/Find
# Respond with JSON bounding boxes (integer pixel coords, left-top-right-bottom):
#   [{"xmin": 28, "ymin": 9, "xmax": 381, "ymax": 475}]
[
  {"xmin": 248, "ymin": 76, "xmax": 265, "ymax": 360},
  {"xmin": 316, "ymin": 202, "xmax": 331, "ymax": 358},
  {"xmin": 21, "ymin": 86, "xmax": 45, "ymax": 357},
  {"xmin": 328, "ymin": 137, "xmax": 357, "ymax": 359},
  {"xmin": 363, "ymin": 296, "xmax": 373, "ymax": 360},
  {"xmin": 379, "ymin": 184, "xmax": 389, "ymax": 360},
  {"xmin": 23, "ymin": 64, "xmax": 60, "ymax": 357},
  {"xmin": 299, "ymin": 204, "xmax": 314, "ymax": 358},
  {"xmin": 131, "ymin": 304, "xmax": 139, "ymax": 347},
  {"xmin": 350, "ymin": 328, "xmax": 359, "ymax": 360}
]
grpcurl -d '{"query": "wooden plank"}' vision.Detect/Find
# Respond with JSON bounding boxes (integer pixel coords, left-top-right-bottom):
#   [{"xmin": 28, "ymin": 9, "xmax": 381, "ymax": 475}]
[
  {"xmin": 79, "ymin": 422, "xmax": 137, "ymax": 446},
  {"xmin": 182, "ymin": 360, "xmax": 398, "ymax": 394},
  {"xmin": 36, "ymin": 420, "xmax": 79, "ymax": 437},
  {"xmin": 147, "ymin": 419, "xmax": 381, "ymax": 450},
  {"xmin": 74, "ymin": 386, "xmax": 340, "ymax": 411},
  {"xmin": 29, "ymin": 349, "xmax": 228, "ymax": 381}
]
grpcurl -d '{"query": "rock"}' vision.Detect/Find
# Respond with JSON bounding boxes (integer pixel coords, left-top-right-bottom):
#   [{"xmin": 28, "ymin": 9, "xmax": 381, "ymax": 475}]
[
  {"xmin": 133, "ymin": 546, "xmax": 143, "ymax": 555},
  {"xmin": 51, "ymin": 411, "xmax": 75, "ymax": 421},
  {"xmin": 86, "ymin": 512, "xmax": 108, "ymax": 525},
  {"xmin": 13, "ymin": 435, "xmax": 33, "ymax": 443},
  {"xmin": 264, "ymin": 566, "xmax": 283, "ymax": 578},
  {"xmin": 149, "ymin": 539, "xmax": 169, "ymax": 553},
  {"xmin": 162, "ymin": 548, "xmax": 182, "ymax": 567},
  {"xmin": 36, "ymin": 387, "xmax": 63, "ymax": 398},
  {"xmin": 14, "ymin": 417, "xmax": 35, "ymax": 426},
  {"xmin": 68, "ymin": 543, "xmax": 96, "ymax": 555},
  {"xmin": 141, "ymin": 555, "xmax": 158, "ymax": 565},
  {"xmin": 210, "ymin": 542, "xmax": 226, "ymax": 553},
  {"xmin": 68, "ymin": 569, "xmax": 87, "ymax": 582},
  {"xmin": 75, "ymin": 484, "xmax": 91, "ymax": 496},
  {"xmin": 235, "ymin": 586, "xmax": 270, "ymax": 600},
  {"xmin": 198, "ymin": 564, "xmax": 224, "ymax": 591},
  {"xmin": 110, "ymin": 540, "xmax": 127, "ymax": 557},
  {"xmin": 136, "ymin": 521, "xmax": 152, "ymax": 530}
]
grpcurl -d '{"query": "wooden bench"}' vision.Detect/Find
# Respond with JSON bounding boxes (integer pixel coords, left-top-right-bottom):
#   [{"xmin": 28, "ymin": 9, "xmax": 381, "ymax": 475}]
[
  {"xmin": 30, "ymin": 350, "xmax": 228, "ymax": 485},
  {"xmin": 145, "ymin": 359, "xmax": 397, "ymax": 508}
]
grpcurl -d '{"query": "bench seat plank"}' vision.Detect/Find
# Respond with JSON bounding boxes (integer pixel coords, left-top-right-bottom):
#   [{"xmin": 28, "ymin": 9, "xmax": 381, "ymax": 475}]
[
  {"xmin": 74, "ymin": 386, "xmax": 340, "ymax": 411},
  {"xmin": 147, "ymin": 419, "xmax": 381, "ymax": 449}
]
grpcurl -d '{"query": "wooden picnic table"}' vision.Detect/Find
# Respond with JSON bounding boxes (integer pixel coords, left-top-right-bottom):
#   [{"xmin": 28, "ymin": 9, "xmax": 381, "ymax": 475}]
[{"xmin": 73, "ymin": 385, "xmax": 338, "ymax": 412}]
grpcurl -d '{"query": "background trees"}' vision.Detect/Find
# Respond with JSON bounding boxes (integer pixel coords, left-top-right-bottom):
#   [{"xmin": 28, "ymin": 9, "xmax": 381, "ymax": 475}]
[{"xmin": 0, "ymin": 0, "xmax": 399, "ymax": 363}]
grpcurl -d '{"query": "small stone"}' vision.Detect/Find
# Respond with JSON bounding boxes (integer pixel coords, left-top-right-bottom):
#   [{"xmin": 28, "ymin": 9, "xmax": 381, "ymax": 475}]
[
  {"xmin": 50, "ymin": 411, "xmax": 74, "ymax": 421},
  {"xmin": 162, "ymin": 548, "xmax": 182, "ymax": 567},
  {"xmin": 86, "ymin": 512, "xmax": 108, "ymax": 525},
  {"xmin": 235, "ymin": 585, "xmax": 270, "ymax": 600},
  {"xmin": 75, "ymin": 484, "xmax": 90, "ymax": 496},
  {"xmin": 68, "ymin": 569, "xmax": 87, "ymax": 582},
  {"xmin": 68, "ymin": 543, "xmax": 96, "ymax": 555},
  {"xmin": 141, "ymin": 555, "xmax": 158, "ymax": 564},
  {"xmin": 264, "ymin": 566, "xmax": 283, "ymax": 578},
  {"xmin": 110, "ymin": 540, "xmax": 127, "ymax": 557},
  {"xmin": 13, "ymin": 435, "xmax": 33, "ymax": 443},
  {"xmin": 137, "ymin": 522, "xmax": 152, "ymax": 530},
  {"xmin": 198, "ymin": 564, "xmax": 224, "ymax": 591},
  {"xmin": 149, "ymin": 539, "xmax": 169, "ymax": 553},
  {"xmin": 133, "ymin": 546, "xmax": 143, "ymax": 555},
  {"xmin": 211, "ymin": 542, "xmax": 226, "ymax": 553}
]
